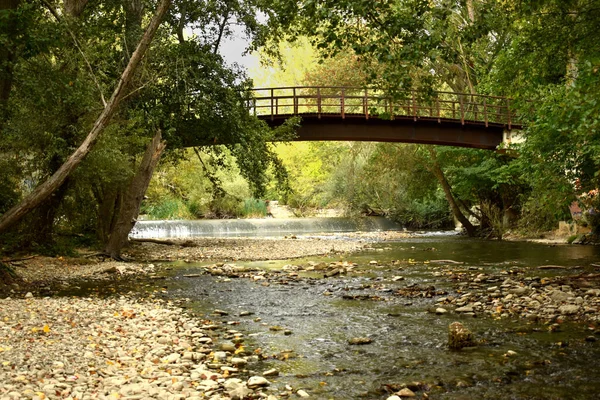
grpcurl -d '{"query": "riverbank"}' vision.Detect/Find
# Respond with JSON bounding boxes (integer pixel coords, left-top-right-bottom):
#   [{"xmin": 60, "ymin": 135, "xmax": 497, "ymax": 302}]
[
  {"xmin": 1, "ymin": 236, "xmax": 369, "ymax": 295},
  {"xmin": 0, "ymin": 295, "xmax": 285, "ymax": 400}
]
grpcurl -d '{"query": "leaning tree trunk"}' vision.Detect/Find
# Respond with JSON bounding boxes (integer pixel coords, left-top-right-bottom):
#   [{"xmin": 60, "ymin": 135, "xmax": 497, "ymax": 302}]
[
  {"xmin": 0, "ymin": 0, "xmax": 171, "ymax": 236},
  {"xmin": 426, "ymin": 148, "xmax": 477, "ymax": 236},
  {"xmin": 104, "ymin": 129, "xmax": 166, "ymax": 259}
]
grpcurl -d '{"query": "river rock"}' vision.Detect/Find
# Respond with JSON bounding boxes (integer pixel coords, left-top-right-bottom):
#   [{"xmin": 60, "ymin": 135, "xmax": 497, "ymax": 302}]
[
  {"xmin": 509, "ymin": 287, "xmax": 528, "ymax": 295},
  {"xmin": 220, "ymin": 342, "xmax": 237, "ymax": 352},
  {"xmin": 455, "ymin": 306, "xmax": 474, "ymax": 313},
  {"xmin": 387, "ymin": 397, "xmax": 402, "ymax": 400},
  {"xmin": 324, "ymin": 268, "xmax": 342, "ymax": 277},
  {"xmin": 349, "ymin": 337, "xmax": 372, "ymax": 345},
  {"xmin": 297, "ymin": 389, "xmax": 310, "ymax": 397},
  {"xmin": 397, "ymin": 388, "xmax": 416, "ymax": 397},
  {"xmin": 230, "ymin": 357, "xmax": 247, "ymax": 366},
  {"xmin": 448, "ymin": 322, "xmax": 476, "ymax": 349},
  {"xmin": 247, "ymin": 376, "xmax": 270, "ymax": 388},
  {"xmin": 549, "ymin": 290, "xmax": 570, "ymax": 303},
  {"xmin": 436, "ymin": 307, "xmax": 448, "ymax": 315},
  {"xmin": 224, "ymin": 378, "xmax": 252, "ymax": 399},
  {"xmin": 558, "ymin": 304, "xmax": 579, "ymax": 315},
  {"xmin": 263, "ymin": 368, "xmax": 279, "ymax": 376}
]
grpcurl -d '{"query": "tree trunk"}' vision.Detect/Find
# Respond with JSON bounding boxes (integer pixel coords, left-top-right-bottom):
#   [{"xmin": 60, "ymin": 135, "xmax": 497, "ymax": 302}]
[
  {"xmin": 27, "ymin": 178, "xmax": 71, "ymax": 245},
  {"xmin": 0, "ymin": 0, "xmax": 171, "ymax": 236},
  {"xmin": 64, "ymin": 0, "xmax": 89, "ymax": 17},
  {"xmin": 426, "ymin": 148, "xmax": 477, "ymax": 236},
  {"xmin": 104, "ymin": 129, "xmax": 166, "ymax": 259},
  {"xmin": 95, "ymin": 186, "xmax": 124, "ymax": 244}
]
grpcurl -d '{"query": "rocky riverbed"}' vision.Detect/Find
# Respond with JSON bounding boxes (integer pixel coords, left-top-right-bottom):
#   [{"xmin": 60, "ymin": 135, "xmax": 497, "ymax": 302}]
[
  {"xmin": 0, "ymin": 295, "xmax": 291, "ymax": 400},
  {"xmin": 2, "ymin": 234, "xmax": 600, "ymax": 399},
  {"xmin": 0, "ymin": 235, "xmax": 381, "ymax": 400}
]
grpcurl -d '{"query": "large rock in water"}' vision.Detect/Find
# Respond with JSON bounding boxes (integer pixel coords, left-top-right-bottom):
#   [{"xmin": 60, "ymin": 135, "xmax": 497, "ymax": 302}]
[{"xmin": 448, "ymin": 322, "xmax": 476, "ymax": 349}]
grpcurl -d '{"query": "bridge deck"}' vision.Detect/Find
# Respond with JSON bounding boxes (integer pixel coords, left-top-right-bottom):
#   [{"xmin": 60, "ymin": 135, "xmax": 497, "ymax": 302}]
[{"xmin": 249, "ymin": 87, "xmax": 520, "ymax": 149}]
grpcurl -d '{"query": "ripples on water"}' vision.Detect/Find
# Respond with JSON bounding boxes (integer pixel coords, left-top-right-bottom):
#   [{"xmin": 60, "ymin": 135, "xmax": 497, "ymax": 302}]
[{"xmin": 159, "ymin": 235, "xmax": 600, "ymax": 399}]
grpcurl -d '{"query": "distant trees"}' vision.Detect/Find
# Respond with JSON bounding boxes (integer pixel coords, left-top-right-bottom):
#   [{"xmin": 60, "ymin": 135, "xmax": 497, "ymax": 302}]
[
  {"xmin": 0, "ymin": 0, "xmax": 295, "ymax": 256},
  {"xmin": 260, "ymin": 0, "xmax": 600, "ymax": 235}
]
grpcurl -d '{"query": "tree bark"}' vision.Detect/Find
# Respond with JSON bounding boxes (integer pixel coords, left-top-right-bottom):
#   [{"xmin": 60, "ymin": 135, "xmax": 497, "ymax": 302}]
[
  {"xmin": 426, "ymin": 148, "xmax": 477, "ymax": 236},
  {"xmin": 94, "ymin": 186, "xmax": 124, "ymax": 244},
  {"xmin": 64, "ymin": 0, "xmax": 89, "ymax": 17},
  {"xmin": 104, "ymin": 129, "xmax": 166, "ymax": 259},
  {"xmin": 0, "ymin": 0, "xmax": 171, "ymax": 236}
]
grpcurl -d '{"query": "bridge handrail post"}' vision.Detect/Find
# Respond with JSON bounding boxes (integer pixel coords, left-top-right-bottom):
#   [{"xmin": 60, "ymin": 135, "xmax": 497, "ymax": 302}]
[
  {"xmin": 412, "ymin": 91, "xmax": 417, "ymax": 121},
  {"xmin": 459, "ymin": 94, "xmax": 465, "ymax": 125},
  {"xmin": 318, "ymin": 87, "xmax": 321, "ymax": 118},
  {"xmin": 436, "ymin": 97, "xmax": 440, "ymax": 123},
  {"xmin": 364, "ymin": 88, "xmax": 369, "ymax": 120},
  {"xmin": 341, "ymin": 88, "xmax": 345, "ymax": 119},
  {"xmin": 270, "ymin": 88, "xmax": 274, "ymax": 121},
  {"xmin": 484, "ymin": 98, "xmax": 488, "ymax": 127},
  {"xmin": 507, "ymin": 98, "xmax": 512, "ymax": 130},
  {"xmin": 293, "ymin": 87, "xmax": 298, "ymax": 115}
]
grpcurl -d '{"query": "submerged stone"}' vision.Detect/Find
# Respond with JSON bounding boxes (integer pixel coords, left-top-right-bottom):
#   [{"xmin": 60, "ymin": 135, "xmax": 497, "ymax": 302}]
[
  {"xmin": 448, "ymin": 322, "xmax": 476, "ymax": 350},
  {"xmin": 349, "ymin": 337, "xmax": 373, "ymax": 345}
]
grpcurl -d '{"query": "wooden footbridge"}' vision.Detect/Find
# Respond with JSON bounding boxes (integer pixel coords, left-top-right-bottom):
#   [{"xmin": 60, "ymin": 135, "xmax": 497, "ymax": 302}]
[{"xmin": 249, "ymin": 87, "xmax": 520, "ymax": 149}]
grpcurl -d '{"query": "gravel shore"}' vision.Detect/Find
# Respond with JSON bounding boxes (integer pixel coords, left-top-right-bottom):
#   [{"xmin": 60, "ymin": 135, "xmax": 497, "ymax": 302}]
[
  {"xmin": 123, "ymin": 236, "xmax": 371, "ymax": 262},
  {"xmin": 0, "ymin": 236, "xmax": 375, "ymax": 400},
  {"xmin": 0, "ymin": 296, "xmax": 280, "ymax": 400}
]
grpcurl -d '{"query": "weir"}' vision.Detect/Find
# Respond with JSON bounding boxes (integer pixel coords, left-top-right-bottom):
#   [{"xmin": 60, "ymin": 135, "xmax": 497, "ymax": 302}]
[{"xmin": 130, "ymin": 217, "xmax": 403, "ymax": 239}]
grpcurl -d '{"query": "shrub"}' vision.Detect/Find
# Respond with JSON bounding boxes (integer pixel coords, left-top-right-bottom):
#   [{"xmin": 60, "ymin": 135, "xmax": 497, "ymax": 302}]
[{"xmin": 242, "ymin": 198, "xmax": 267, "ymax": 218}]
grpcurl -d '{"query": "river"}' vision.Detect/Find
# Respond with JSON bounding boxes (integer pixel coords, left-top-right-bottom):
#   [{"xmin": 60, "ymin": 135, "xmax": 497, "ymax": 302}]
[{"xmin": 73, "ymin": 226, "xmax": 600, "ymax": 398}]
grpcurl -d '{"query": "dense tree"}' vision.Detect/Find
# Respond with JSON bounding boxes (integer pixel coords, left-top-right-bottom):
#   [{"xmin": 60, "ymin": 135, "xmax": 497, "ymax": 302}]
[
  {"xmin": 0, "ymin": 0, "xmax": 296, "ymax": 256},
  {"xmin": 263, "ymin": 0, "xmax": 598, "ymax": 235}
]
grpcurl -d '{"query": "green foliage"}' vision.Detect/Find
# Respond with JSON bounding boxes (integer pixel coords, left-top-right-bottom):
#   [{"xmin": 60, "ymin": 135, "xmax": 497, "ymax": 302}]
[
  {"xmin": 0, "ymin": 0, "xmax": 296, "ymax": 250},
  {"xmin": 143, "ymin": 197, "xmax": 192, "ymax": 220},
  {"xmin": 392, "ymin": 193, "xmax": 453, "ymax": 229},
  {"xmin": 242, "ymin": 198, "xmax": 267, "ymax": 218}
]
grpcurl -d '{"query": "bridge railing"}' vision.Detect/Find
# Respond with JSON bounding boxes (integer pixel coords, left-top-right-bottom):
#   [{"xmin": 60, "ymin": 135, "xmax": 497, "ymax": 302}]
[{"xmin": 248, "ymin": 86, "xmax": 516, "ymax": 129}]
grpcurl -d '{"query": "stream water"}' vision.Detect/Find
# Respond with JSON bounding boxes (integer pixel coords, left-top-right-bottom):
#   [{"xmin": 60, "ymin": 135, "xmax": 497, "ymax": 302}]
[
  {"xmin": 158, "ymin": 237, "xmax": 600, "ymax": 399},
  {"xmin": 70, "ymin": 226, "xmax": 600, "ymax": 399}
]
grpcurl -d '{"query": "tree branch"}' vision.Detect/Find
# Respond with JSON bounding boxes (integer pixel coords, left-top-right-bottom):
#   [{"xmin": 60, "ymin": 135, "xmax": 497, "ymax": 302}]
[
  {"xmin": 41, "ymin": 0, "xmax": 107, "ymax": 106},
  {"xmin": 0, "ymin": 0, "xmax": 172, "ymax": 235}
]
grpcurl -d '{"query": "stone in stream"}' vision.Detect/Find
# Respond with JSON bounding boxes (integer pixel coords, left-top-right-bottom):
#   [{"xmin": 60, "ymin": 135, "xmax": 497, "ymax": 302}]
[
  {"xmin": 247, "ymin": 376, "xmax": 270, "ymax": 388},
  {"xmin": 396, "ymin": 388, "xmax": 416, "ymax": 397},
  {"xmin": 349, "ymin": 337, "xmax": 372, "ymax": 345},
  {"xmin": 220, "ymin": 342, "xmax": 237, "ymax": 352},
  {"xmin": 448, "ymin": 322, "xmax": 476, "ymax": 350},
  {"xmin": 436, "ymin": 307, "xmax": 448, "ymax": 315},
  {"xmin": 263, "ymin": 368, "xmax": 279, "ymax": 376},
  {"xmin": 324, "ymin": 268, "xmax": 343, "ymax": 277},
  {"xmin": 455, "ymin": 306, "xmax": 474, "ymax": 313},
  {"xmin": 297, "ymin": 389, "xmax": 310, "ymax": 397}
]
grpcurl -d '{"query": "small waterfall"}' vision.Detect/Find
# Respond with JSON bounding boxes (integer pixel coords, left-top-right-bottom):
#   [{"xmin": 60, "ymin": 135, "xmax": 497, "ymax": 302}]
[{"xmin": 130, "ymin": 217, "xmax": 402, "ymax": 239}]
